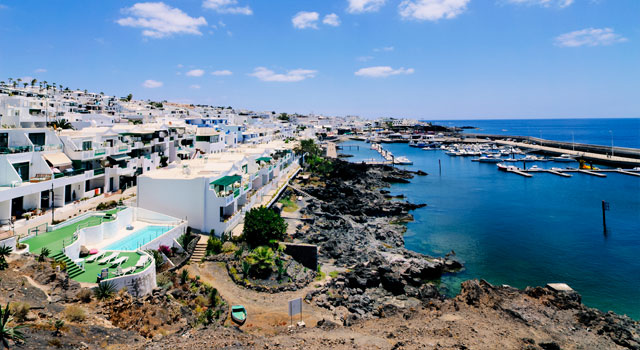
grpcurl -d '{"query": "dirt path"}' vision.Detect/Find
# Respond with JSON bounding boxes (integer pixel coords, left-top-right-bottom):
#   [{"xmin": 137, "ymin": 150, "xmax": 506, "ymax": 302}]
[{"xmin": 185, "ymin": 261, "xmax": 332, "ymax": 335}]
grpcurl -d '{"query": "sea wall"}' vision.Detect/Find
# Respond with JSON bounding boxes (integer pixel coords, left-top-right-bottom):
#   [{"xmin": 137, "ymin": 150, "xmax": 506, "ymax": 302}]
[{"xmin": 284, "ymin": 242, "xmax": 318, "ymax": 271}]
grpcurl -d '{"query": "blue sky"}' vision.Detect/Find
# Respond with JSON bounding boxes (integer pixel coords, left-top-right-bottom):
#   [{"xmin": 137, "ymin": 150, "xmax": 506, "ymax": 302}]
[{"xmin": 0, "ymin": 0, "xmax": 638, "ymax": 119}]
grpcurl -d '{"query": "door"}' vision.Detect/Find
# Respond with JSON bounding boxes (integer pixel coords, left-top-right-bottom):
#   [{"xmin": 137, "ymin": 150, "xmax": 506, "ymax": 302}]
[
  {"xmin": 109, "ymin": 177, "xmax": 114, "ymax": 192},
  {"xmin": 65, "ymin": 185, "xmax": 72, "ymax": 203}
]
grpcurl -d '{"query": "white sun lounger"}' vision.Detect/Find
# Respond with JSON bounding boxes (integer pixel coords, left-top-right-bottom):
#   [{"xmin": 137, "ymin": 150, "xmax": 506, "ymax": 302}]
[
  {"xmin": 134, "ymin": 255, "xmax": 149, "ymax": 269},
  {"xmin": 121, "ymin": 266, "xmax": 136, "ymax": 275},
  {"xmin": 98, "ymin": 252, "xmax": 119, "ymax": 265},
  {"xmin": 110, "ymin": 256, "xmax": 129, "ymax": 267},
  {"xmin": 85, "ymin": 251, "xmax": 105, "ymax": 263},
  {"xmin": 114, "ymin": 266, "xmax": 124, "ymax": 277}
]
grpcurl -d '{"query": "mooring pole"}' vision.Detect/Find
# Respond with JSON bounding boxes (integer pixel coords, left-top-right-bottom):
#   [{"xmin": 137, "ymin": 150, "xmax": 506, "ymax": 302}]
[
  {"xmin": 438, "ymin": 159, "xmax": 441, "ymax": 175},
  {"xmin": 602, "ymin": 200, "xmax": 609, "ymax": 232}
]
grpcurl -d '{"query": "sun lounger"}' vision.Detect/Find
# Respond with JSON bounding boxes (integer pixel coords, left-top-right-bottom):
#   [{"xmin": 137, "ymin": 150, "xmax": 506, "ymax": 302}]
[
  {"xmin": 134, "ymin": 255, "xmax": 149, "ymax": 269},
  {"xmin": 98, "ymin": 252, "xmax": 119, "ymax": 264},
  {"xmin": 121, "ymin": 266, "xmax": 136, "ymax": 275},
  {"xmin": 110, "ymin": 256, "xmax": 129, "ymax": 267},
  {"xmin": 114, "ymin": 267, "xmax": 124, "ymax": 277},
  {"xmin": 86, "ymin": 251, "xmax": 105, "ymax": 263}
]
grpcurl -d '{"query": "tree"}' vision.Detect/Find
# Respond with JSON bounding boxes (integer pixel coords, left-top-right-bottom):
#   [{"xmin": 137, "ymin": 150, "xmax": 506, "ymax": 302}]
[
  {"xmin": 0, "ymin": 303, "xmax": 26, "ymax": 348},
  {"xmin": 294, "ymin": 139, "xmax": 321, "ymax": 158},
  {"xmin": 50, "ymin": 119, "xmax": 74, "ymax": 130},
  {"xmin": 244, "ymin": 246, "xmax": 275, "ymax": 278},
  {"xmin": 0, "ymin": 246, "xmax": 12, "ymax": 270},
  {"xmin": 126, "ymin": 93, "xmax": 133, "ymax": 102},
  {"xmin": 242, "ymin": 206, "xmax": 287, "ymax": 248},
  {"xmin": 22, "ymin": 83, "xmax": 27, "ymax": 89},
  {"xmin": 30, "ymin": 79, "xmax": 36, "ymax": 87}
]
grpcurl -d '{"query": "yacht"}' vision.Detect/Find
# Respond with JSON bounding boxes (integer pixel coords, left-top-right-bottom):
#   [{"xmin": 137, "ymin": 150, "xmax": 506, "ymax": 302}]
[
  {"xmin": 551, "ymin": 154, "xmax": 577, "ymax": 162},
  {"xmin": 394, "ymin": 156, "xmax": 413, "ymax": 165}
]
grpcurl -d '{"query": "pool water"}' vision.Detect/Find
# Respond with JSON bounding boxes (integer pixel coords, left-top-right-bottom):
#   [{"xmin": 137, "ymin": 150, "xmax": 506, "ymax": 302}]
[{"xmin": 104, "ymin": 225, "xmax": 173, "ymax": 251}]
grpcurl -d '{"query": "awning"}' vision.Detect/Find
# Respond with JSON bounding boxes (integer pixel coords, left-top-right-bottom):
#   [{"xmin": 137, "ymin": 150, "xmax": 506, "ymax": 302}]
[
  {"xmin": 108, "ymin": 154, "xmax": 131, "ymax": 161},
  {"xmin": 256, "ymin": 157, "xmax": 272, "ymax": 163},
  {"xmin": 43, "ymin": 152, "xmax": 72, "ymax": 168},
  {"xmin": 210, "ymin": 175, "xmax": 241, "ymax": 187}
]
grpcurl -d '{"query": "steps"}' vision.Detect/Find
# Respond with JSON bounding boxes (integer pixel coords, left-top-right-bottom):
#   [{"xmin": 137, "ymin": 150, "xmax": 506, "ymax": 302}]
[
  {"xmin": 189, "ymin": 235, "xmax": 208, "ymax": 263},
  {"xmin": 51, "ymin": 252, "xmax": 84, "ymax": 279}
]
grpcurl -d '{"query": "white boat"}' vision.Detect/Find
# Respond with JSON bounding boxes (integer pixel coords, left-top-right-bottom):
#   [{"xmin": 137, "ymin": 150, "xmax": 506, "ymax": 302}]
[
  {"xmin": 394, "ymin": 156, "xmax": 413, "ymax": 165},
  {"xmin": 477, "ymin": 156, "xmax": 503, "ymax": 163},
  {"xmin": 551, "ymin": 154, "xmax": 577, "ymax": 162}
]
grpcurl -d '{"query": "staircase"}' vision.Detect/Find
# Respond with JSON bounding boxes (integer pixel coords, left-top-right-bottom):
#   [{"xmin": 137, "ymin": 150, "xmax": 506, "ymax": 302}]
[
  {"xmin": 51, "ymin": 252, "xmax": 83, "ymax": 279},
  {"xmin": 189, "ymin": 235, "xmax": 208, "ymax": 263}
]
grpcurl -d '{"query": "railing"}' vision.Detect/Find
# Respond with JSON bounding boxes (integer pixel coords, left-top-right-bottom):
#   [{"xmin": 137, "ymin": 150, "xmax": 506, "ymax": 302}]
[
  {"xmin": 233, "ymin": 189, "xmax": 240, "ymax": 198},
  {"xmin": 0, "ymin": 145, "xmax": 33, "ymax": 154},
  {"xmin": 94, "ymin": 148, "xmax": 106, "ymax": 156},
  {"xmin": 93, "ymin": 168, "xmax": 105, "ymax": 176}
]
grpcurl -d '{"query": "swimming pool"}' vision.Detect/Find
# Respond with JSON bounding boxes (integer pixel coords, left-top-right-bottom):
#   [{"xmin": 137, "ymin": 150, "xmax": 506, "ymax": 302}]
[{"xmin": 103, "ymin": 225, "xmax": 173, "ymax": 251}]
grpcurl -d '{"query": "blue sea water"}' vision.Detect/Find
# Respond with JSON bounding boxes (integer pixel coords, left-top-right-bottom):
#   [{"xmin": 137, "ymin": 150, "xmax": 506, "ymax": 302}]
[
  {"xmin": 341, "ymin": 121, "xmax": 640, "ymax": 319},
  {"xmin": 428, "ymin": 118, "xmax": 640, "ymax": 149}
]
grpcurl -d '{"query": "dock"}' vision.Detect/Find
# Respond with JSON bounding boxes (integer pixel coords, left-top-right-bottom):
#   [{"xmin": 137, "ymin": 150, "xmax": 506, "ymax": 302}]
[
  {"xmin": 506, "ymin": 168, "xmax": 533, "ymax": 177},
  {"xmin": 577, "ymin": 169, "xmax": 607, "ymax": 177},
  {"xmin": 501, "ymin": 167, "xmax": 640, "ymax": 178},
  {"xmin": 617, "ymin": 169, "xmax": 640, "ymax": 177}
]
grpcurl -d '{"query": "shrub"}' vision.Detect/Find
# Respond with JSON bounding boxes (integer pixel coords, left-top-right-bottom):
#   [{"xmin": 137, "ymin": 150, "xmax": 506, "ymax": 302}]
[
  {"xmin": 178, "ymin": 232, "xmax": 195, "ymax": 249},
  {"xmin": 158, "ymin": 245, "xmax": 172, "ymax": 257},
  {"xmin": 63, "ymin": 305, "xmax": 86, "ymax": 322},
  {"xmin": 206, "ymin": 236, "xmax": 222, "ymax": 256},
  {"xmin": 52, "ymin": 319, "xmax": 65, "ymax": 337},
  {"xmin": 242, "ymin": 207, "xmax": 287, "ymax": 248},
  {"xmin": 221, "ymin": 241, "xmax": 236, "ymax": 253},
  {"xmin": 9, "ymin": 302, "xmax": 30, "ymax": 323},
  {"xmin": 244, "ymin": 246, "xmax": 275, "ymax": 278},
  {"xmin": 145, "ymin": 249, "xmax": 164, "ymax": 270},
  {"xmin": 96, "ymin": 201, "xmax": 117, "ymax": 211},
  {"xmin": 234, "ymin": 247, "xmax": 244, "ymax": 259},
  {"xmin": 209, "ymin": 288, "xmax": 219, "ymax": 307},
  {"xmin": 180, "ymin": 269, "xmax": 190, "ymax": 285},
  {"xmin": 94, "ymin": 281, "xmax": 117, "ymax": 300},
  {"xmin": 76, "ymin": 289, "xmax": 92, "ymax": 303},
  {"xmin": 0, "ymin": 245, "xmax": 12, "ymax": 270},
  {"xmin": 0, "ymin": 303, "xmax": 26, "ymax": 345},
  {"xmin": 38, "ymin": 247, "xmax": 51, "ymax": 262}
]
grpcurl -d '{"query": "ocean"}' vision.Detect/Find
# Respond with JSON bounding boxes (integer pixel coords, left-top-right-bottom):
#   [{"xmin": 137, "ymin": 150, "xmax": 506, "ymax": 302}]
[
  {"xmin": 340, "ymin": 119, "xmax": 640, "ymax": 319},
  {"xmin": 429, "ymin": 118, "xmax": 640, "ymax": 149}
]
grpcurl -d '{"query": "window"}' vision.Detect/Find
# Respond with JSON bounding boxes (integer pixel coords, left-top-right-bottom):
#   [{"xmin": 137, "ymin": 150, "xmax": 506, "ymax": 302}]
[
  {"xmin": 82, "ymin": 141, "xmax": 92, "ymax": 151},
  {"xmin": 28, "ymin": 132, "xmax": 45, "ymax": 146},
  {"xmin": 13, "ymin": 162, "xmax": 29, "ymax": 181},
  {"xmin": 196, "ymin": 136, "xmax": 210, "ymax": 142}
]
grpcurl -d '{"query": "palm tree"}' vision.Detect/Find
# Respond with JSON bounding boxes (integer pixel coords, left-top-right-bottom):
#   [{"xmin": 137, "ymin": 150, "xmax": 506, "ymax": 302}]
[
  {"xmin": 22, "ymin": 83, "xmax": 27, "ymax": 89},
  {"xmin": 0, "ymin": 246, "xmax": 12, "ymax": 271},
  {"xmin": 50, "ymin": 119, "xmax": 74, "ymax": 130},
  {"xmin": 0, "ymin": 81, "xmax": 5, "ymax": 87},
  {"xmin": 245, "ymin": 246, "xmax": 275, "ymax": 278},
  {"xmin": 0, "ymin": 303, "xmax": 26, "ymax": 348},
  {"xmin": 30, "ymin": 79, "xmax": 36, "ymax": 87}
]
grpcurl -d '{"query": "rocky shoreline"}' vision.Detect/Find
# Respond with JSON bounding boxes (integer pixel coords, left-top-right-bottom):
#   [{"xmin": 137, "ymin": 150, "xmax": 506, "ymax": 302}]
[{"xmin": 291, "ymin": 160, "xmax": 462, "ymax": 322}]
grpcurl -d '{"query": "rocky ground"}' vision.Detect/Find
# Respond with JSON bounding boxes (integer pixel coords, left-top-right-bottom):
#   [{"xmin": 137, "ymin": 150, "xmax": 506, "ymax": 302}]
[{"xmin": 291, "ymin": 160, "xmax": 462, "ymax": 321}]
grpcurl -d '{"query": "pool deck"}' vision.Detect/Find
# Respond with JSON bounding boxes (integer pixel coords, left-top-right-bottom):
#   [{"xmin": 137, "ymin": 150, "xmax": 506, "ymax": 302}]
[
  {"xmin": 23, "ymin": 208, "xmax": 120, "ymax": 256},
  {"xmin": 75, "ymin": 251, "xmax": 151, "ymax": 283},
  {"xmin": 21, "ymin": 208, "xmax": 155, "ymax": 284}
]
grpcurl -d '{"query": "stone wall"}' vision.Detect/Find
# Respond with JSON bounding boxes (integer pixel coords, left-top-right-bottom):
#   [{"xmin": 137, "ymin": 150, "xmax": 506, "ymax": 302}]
[{"xmin": 284, "ymin": 242, "xmax": 318, "ymax": 271}]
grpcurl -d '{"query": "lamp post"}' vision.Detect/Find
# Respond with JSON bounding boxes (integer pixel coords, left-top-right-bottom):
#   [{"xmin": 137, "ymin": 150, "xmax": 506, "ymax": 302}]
[{"xmin": 609, "ymin": 130, "xmax": 614, "ymax": 157}]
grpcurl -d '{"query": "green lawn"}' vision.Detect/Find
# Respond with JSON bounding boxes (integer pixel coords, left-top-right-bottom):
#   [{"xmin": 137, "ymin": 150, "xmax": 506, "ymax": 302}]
[
  {"xmin": 24, "ymin": 209, "xmax": 119, "ymax": 256},
  {"xmin": 74, "ymin": 251, "xmax": 151, "ymax": 283}
]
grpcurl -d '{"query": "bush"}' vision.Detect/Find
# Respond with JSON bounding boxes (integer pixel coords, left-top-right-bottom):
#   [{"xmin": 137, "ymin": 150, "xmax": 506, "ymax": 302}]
[
  {"xmin": 63, "ymin": 305, "xmax": 86, "ymax": 322},
  {"xmin": 221, "ymin": 241, "xmax": 236, "ymax": 253},
  {"xmin": 96, "ymin": 201, "xmax": 117, "ymax": 211},
  {"xmin": 244, "ymin": 246, "xmax": 275, "ymax": 278},
  {"xmin": 180, "ymin": 269, "xmax": 190, "ymax": 285},
  {"xmin": 206, "ymin": 236, "xmax": 222, "ymax": 256},
  {"xmin": 76, "ymin": 289, "xmax": 92, "ymax": 303},
  {"xmin": 94, "ymin": 281, "xmax": 117, "ymax": 300},
  {"xmin": 145, "ymin": 249, "xmax": 164, "ymax": 270},
  {"xmin": 38, "ymin": 247, "xmax": 51, "ymax": 262},
  {"xmin": 158, "ymin": 245, "xmax": 172, "ymax": 257},
  {"xmin": 9, "ymin": 302, "xmax": 30, "ymax": 323},
  {"xmin": 178, "ymin": 232, "xmax": 195, "ymax": 249},
  {"xmin": 242, "ymin": 206, "xmax": 287, "ymax": 248}
]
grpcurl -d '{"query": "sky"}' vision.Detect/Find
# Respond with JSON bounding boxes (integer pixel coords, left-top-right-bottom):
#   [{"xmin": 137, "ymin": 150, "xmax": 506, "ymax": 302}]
[{"xmin": 0, "ymin": 0, "xmax": 638, "ymax": 119}]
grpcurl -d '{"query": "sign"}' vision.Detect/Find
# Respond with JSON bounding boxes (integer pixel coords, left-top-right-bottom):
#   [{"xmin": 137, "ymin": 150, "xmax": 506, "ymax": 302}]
[{"xmin": 288, "ymin": 298, "xmax": 302, "ymax": 317}]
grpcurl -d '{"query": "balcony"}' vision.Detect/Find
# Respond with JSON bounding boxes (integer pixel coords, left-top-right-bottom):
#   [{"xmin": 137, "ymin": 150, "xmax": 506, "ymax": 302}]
[{"xmin": 0, "ymin": 146, "xmax": 33, "ymax": 154}]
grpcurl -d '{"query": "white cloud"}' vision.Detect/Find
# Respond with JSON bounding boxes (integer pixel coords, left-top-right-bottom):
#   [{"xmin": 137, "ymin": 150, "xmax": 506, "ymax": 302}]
[
  {"xmin": 555, "ymin": 28, "xmax": 628, "ymax": 47},
  {"xmin": 177, "ymin": 64, "xmax": 184, "ymax": 68},
  {"xmin": 323, "ymin": 13, "xmax": 341, "ymax": 27},
  {"xmin": 357, "ymin": 55, "xmax": 374, "ymax": 62},
  {"xmin": 355, "ymin": 66, "xmax": 415, "ymax": 78},
  {"xmin": 292, "ymin": 11, "xmax": 319, "ymax": 29},
  {"xmin": 249, "ymin": 67, "xmax": 317, "ymax": 82},
  {"xmin": 347, "ymin": 0, "xmax": 386, "ymax": 13},
  {"xmin": 211, "ymin": 70, "xmax": 233, "ymax": 76},
  {"xmin": 186, "ymin": 69, "xmax": 205, "ymax": 77},
  {"xmin": 202, "ymin": 0, "xmax": 252, "ymax": 15},
  {"xmin": 142, "ymin": 79, "xmax": 163, "ymax": 88},
  {"xmin": 374, "ymin": 46, "xmax": 394, "ymax": 52},
  {"xmin": 504, "ymin": 0, "xmax": 573, "ymax": 8},
  {"xmin": 190, "ymin": 84, "xmax": 201, "ymax": 89},
  {"xmin": 34, "ymin": 68, "xmax": 47, "ymax": 73},
  {"xmin": 398, "ymin": 0, "xmax": 470, "ymax": 21},
  {"xmin": 117, "ymin": 2, "xmax": 207, "ymax": 38}
]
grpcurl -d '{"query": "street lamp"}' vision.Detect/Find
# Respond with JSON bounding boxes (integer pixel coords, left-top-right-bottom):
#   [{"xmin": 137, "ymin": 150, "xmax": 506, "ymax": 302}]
[{"xmin": 609, "ymin": 130, "xmax": 614, "ymax": 157}]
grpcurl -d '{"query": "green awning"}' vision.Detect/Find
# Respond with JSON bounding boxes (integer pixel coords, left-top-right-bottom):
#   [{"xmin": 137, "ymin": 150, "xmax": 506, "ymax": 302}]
[
  {"xmin": 210, "ymin": 175, "xmax": 241, "ymax": 187},
  {"xmin": 108, "ymin": 154, "xmax": 131, "ymax": 161},
  {"xmin": 256, "ymin": 157, "xmax": 272, "ymax": 163}
]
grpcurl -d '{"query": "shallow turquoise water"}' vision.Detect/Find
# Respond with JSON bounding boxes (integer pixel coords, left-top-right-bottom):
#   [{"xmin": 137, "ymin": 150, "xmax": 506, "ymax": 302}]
[
  {"xmin": 342, "ymin": 141, "xmax": 640, "ymax": 319},
  {"xmin": 104, "ymin": 225, "xmax": 172, "ymax": 251}
]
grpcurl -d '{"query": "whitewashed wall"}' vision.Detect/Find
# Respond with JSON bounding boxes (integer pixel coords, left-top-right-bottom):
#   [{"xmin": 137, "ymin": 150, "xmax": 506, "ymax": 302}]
[{"xmin": 102, "ymin": 251, "xmax": 157, "ymax": 297}]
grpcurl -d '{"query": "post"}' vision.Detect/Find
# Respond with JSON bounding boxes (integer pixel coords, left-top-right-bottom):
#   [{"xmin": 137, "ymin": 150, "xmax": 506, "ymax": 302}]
[
  {"xmin": 51, "ymin": 184, "xmax": 55, "ymax": 224},
  {"xmin": 438, "ymin": 159, "xmax": 441, "ymax": 175},
  {"xmin": 601, "ymin": 200, "xmax": 609, "ymax": 232}
]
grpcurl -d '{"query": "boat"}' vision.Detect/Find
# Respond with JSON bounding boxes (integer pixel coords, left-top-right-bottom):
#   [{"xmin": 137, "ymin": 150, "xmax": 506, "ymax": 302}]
[
  {"xmin": 394, "ymin": 156, "xmax": 413, "ymax": 165},
  {"xmin": 551, "ymin": 154, "xmax": 577, "ymax": 162},
  {"xmin": 476, "ymin": 156, "xmax": 503, "ymax": 163},
  {"xmin": 231, "ymin": 305, "xmax": 247, "ymax": 325}
]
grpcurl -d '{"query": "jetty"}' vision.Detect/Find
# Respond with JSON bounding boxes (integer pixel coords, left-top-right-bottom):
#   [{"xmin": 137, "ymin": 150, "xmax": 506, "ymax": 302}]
[{"xmin": 500, "ymin": 167, "xmax": 640, "ymax": 178}]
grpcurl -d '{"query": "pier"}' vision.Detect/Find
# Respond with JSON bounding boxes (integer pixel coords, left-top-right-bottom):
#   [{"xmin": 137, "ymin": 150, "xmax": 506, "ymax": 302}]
[{"xmin": 500, "ymin": 167, "xmax": 640, "ymax": 178}]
